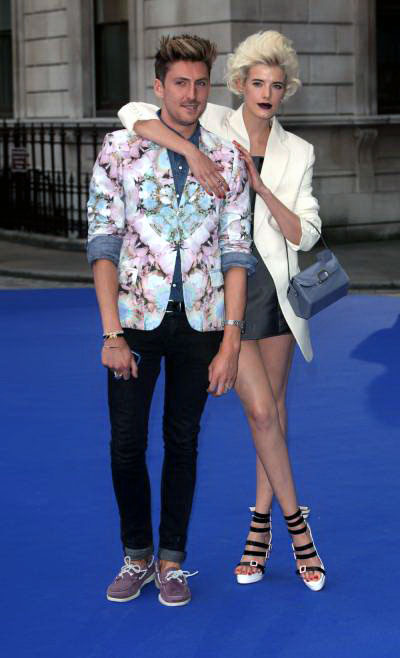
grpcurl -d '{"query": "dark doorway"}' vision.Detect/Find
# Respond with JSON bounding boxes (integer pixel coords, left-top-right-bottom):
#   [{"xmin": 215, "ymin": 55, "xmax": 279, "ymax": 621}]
[
  {"xmin": 376, "ymin": 0, "xmax": 400, "ymax": 114},
  {"xmin": 0, "ymin": 0, "xmax": 13, "ymax": 117}
]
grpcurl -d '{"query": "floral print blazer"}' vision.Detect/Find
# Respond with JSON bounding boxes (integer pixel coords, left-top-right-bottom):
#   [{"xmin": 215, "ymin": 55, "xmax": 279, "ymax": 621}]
[{"xmin": 87, "ymin": 127, "xmax": 252, "ymax": 332}]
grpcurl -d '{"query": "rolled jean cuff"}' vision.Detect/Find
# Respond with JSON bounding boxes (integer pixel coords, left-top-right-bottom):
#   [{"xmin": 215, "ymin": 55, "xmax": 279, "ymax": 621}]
[
  {"xmin": 124, "ymin": 545, "xmax": 154, "ymax": 560},
  {"xmin": 221, "ymin": 251, "xmax": 258, "ymax": 276},
  {"xmin": 158, "ymin": 547, "xmax": 186, "ymax": 563},
  {"xmin": 87, "ymin": 234, "xmax": 122, "ymax": 267}
]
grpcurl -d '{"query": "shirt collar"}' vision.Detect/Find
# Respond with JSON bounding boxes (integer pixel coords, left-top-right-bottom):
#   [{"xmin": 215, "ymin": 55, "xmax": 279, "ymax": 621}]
[{"xmin": 157, "ymin": 109, "xmax": 200, "ymax": 147}]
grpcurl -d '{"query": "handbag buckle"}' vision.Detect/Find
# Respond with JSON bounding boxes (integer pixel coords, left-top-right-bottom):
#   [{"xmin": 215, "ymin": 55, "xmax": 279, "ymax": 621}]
[{"xmin": 318, "ymin": 269, "xmax": 329, "ymax": 283}]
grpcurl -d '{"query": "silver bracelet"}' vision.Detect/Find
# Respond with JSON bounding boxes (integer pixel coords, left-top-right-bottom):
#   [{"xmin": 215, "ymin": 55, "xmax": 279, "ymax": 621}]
[
  {"xmin": 103, "ymin": 330, "xmax": 124, "ymax": 340},
  {"xmin": 222, "ymin": 319, "xmax": 245, "ymax": 333}
]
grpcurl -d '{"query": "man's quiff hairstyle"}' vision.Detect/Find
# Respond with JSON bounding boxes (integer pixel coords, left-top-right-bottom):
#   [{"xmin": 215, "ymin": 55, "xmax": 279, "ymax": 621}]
[
  {"xmin": 226, "ymin": 31, "xmax": 301, "ymax": 100},
  {"xmin": 155, "ymin": 34, "xmax": 217, "ymax": 82}
]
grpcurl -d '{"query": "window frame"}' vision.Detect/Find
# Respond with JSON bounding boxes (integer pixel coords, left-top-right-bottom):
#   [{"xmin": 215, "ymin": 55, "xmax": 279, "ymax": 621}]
[
  {"xmin": 353, "ymin": 0, "xmax": 377, "ymax": 116},
  {"xmin": 0, "ymin": 0, "xmax": 13, "ymax": 117},
  {"xmin": 94, "ymin": 16, "xmax": 130, "ymax": 116}
]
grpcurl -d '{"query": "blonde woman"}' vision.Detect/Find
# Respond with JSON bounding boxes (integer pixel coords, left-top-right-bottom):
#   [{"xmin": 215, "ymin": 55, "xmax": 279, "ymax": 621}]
[{"xmin": 118, "ymin": 31, "xmax": 325, "ymax": 591}]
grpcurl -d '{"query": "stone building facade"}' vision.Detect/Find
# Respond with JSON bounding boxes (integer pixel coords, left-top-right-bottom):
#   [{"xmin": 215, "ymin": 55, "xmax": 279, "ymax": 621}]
[{"xmin": 4, "ymin": 0, "xmax": 400, "ymax": 240}]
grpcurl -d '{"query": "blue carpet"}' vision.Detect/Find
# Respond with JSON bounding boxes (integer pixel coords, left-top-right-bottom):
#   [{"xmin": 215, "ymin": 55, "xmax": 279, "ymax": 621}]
[{"xmin": 1, "ymin": 290, "xmax": 399, "ymax": 658}]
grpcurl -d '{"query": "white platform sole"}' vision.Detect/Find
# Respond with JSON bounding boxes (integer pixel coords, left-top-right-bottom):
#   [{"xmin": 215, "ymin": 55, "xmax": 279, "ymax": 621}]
[
  {"xmin": 295, "ymin": 523, "xmax": 326, "ymax": 592},
  {"xmin": 302, "ymin": 573, "xmax": 326, "ymax": 592},
  {"xmin": 236, "ymin": 571, "xmax": 264, "ymax": 585}
]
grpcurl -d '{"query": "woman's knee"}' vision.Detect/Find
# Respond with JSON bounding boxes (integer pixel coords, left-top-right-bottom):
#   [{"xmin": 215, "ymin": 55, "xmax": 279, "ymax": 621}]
[{"xmin": 246, "ymin": 403, "xmax": 279, "ymax": 433}]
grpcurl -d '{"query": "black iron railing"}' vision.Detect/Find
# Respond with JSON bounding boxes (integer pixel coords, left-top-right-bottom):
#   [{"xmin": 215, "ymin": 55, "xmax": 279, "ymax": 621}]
[{"xmin": 0, "ymin": 120, "xmax": 119, "ymax": 238}]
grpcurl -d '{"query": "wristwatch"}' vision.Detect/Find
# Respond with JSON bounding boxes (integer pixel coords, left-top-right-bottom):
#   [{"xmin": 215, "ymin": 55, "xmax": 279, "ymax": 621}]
[{"xmin": 222, "ymin": 319, "xmax": 246, "ymax": 334}]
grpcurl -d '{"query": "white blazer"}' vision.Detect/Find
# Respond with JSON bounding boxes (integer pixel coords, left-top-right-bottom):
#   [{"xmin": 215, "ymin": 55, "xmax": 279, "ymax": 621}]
[{"xmin": 118, "ymin": 101, "xmax": 322, "ymax": 361}]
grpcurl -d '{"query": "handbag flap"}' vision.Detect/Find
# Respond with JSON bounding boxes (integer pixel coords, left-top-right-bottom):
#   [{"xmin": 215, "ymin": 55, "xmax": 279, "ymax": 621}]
[{"xmin": 293, "ymin": 250, "xmax": 341, "ymax": 287}]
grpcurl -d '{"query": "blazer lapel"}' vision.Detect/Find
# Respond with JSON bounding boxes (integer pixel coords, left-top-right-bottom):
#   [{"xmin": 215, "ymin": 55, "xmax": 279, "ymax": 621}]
[
  {"xmin": 228, "ymin": 104, "xmax": 250, "ymax": 149},
  {"xmin": 259, "ymin": 116, "xmax": 289, "ymax": 195},
  {"xmin": 228, "ymin": 107, "xmax": 289, "ymax": 194}
]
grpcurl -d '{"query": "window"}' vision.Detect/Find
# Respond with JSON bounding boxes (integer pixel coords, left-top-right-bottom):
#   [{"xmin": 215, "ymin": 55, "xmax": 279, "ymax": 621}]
[
  {"xmin": 0, "ymin": 0, "xmax": 13, "ymax": 117},
  {"xmin": 376, "ymin": 0, "xmax": 400, "ymax": 114},
  {"xmin": 94, "ymin": 0, "xmax": 129, "ymax": 115}
]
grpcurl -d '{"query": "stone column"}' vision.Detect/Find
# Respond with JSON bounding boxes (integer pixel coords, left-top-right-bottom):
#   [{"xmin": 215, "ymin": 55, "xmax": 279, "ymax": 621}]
[{"xmin": 66, "ymin": 0, "xmax": 95, "ymax": 118}]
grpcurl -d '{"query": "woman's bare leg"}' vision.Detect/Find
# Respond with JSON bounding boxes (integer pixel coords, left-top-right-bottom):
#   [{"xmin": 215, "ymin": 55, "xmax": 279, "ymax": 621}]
[
  {"xmin": 234, "ymin": 339, "xmax": 321, "ymax": 582},
  {"xmin": 236, "ymin": 335, "xmax": 294, "ymax": 575},
  {"xmin": 259, "ymin": 333, "xmax": 295, "ymax": 433},
  {"xmin": 254, "ymin": 334, "xmax": 295, "ymax": 513},
  {"xmin": 235, "ymin": 339, "xmax": 296, "ymax": 575}
]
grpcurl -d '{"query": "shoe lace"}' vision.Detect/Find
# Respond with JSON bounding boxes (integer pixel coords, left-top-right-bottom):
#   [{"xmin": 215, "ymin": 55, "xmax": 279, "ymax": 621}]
[
  {"xmin": 118, "ymin": 555, "xmax": 154, "ymax": 579},
  {"xmin": 165, "ymin": 569, "xmax": 199, "ymax": 583}
]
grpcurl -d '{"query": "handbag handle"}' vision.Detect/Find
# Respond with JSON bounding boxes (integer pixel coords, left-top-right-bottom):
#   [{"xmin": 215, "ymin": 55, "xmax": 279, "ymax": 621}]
[{"xmin": 284, "ymin": 221, "xmax": 329, "ymax": 284}]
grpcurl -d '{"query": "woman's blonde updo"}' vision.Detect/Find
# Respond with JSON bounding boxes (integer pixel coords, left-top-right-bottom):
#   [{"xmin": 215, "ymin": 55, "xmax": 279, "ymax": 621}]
[{"xmin": 226, "ymin": 30, "xmax": 301, "ymax": 100}]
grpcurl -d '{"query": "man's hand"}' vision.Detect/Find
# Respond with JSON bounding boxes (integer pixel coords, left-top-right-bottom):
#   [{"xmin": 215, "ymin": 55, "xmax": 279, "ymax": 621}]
[
  {"xmin": 207, "ymin": 342, "xmax": 240, "ymax": 396},
  {"xmin": 101, "ymin": 336, "xmax": 138, "ymax": 380},
  {"xmin": 186, "ymin": 145, "xmax": 229, "ymax": 199}
]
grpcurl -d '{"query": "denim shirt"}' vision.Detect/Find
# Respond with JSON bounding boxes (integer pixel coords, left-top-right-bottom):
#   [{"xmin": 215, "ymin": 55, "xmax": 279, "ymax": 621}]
[{"xmin": 164, "ymin": 114, "xmax": 201, "ymax": 301}]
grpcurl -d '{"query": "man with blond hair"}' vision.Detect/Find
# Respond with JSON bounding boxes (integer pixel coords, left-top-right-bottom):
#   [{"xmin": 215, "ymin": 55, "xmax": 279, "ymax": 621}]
[{"xmin": 87, "ymin": 34, "xmax": 253, "ymax": 606}]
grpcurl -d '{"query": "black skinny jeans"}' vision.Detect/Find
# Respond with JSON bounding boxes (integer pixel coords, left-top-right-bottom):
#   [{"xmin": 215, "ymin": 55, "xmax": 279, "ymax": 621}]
[{"xmin": 108, "ymin": 311, "xmax": 222, "ymax": 563}]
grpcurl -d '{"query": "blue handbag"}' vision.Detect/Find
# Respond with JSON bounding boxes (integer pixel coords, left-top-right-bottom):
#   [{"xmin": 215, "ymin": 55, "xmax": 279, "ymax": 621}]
[{"xmin": 285, "ymin": 226, "xmax": 350, "ymax": 319}]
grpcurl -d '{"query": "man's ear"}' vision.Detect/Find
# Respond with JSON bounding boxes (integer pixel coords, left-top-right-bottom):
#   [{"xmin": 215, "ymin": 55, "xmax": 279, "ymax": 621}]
[{"xmin": 154, "ymin": 78, "xmax": 164, "ymax": 100}]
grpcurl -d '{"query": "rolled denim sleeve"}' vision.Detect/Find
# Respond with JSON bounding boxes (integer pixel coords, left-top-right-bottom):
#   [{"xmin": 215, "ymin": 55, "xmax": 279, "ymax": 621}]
[
  {"xmin": 87, "ymin": 234, "xmax": 122, "ymax": 267},
  {"xmin": 218, "ymin": 147, "xmax": 252, "ymax": 261},
  {"xmin": 87, "ymin": 132, "xmax": 126, "ymax": 262},
  {"xmin": 221, "ymin": 251, "xmax": 257, "ymax": 276}
]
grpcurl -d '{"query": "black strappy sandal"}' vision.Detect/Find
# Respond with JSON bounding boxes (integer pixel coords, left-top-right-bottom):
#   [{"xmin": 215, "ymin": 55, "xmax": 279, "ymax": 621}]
[
  {"xmin": 285, "ymin": 508, "xmax": 326, "ymax": 591},
  {"xmin": 236, "ymin": 508, "xmax": 272, "ymax": 584}
]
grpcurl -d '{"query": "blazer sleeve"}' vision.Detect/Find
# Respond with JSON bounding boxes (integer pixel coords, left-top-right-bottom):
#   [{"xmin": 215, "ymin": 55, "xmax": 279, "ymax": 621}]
[
  {"xmin": 118, "ymin": 102, "xmax": 159, "ymax": 130},
  {"xmin": 117, "ymin": 101, "xmax": 233, "ymax": 139},
  {"xmin": 218, "ymin": 147, "xmax": 254, "ymax": 271},
  {"xmin": 286, "ymin": 144, "xmax": 322, "ymax": 252},
  {"xmin": 86, "ymin": 133, "xmax": 125, "ymax": 266},
  {"xmin": 197, "ymin": 103, "xmax": 233, "ymax": 137}
]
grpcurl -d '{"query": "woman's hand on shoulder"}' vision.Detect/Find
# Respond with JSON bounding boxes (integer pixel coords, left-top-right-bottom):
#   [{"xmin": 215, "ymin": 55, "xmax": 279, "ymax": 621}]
[
  {"xmin": 233, "ymin": 141, "xmax": 266, "ymax": 195},
  {"xmin": 186, "ymin": 144, "xmax": 229, "ymax": 198}
]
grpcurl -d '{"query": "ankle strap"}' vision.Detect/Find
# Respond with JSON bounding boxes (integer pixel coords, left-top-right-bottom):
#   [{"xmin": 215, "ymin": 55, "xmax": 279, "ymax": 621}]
[
  {"xmin": 288, "ymin": 525, "xmax": 307, "ymax": 535},
  {"xmin": 284, "ymin": 508, "xmax": 302, "ymax": 521},
  {"xmin": 284, "ymin": 508, "xmax": 307, "ymax": 536},
  {"xmin": 252, "ymin": 511, "xmax": 270, "ymax": 522}
]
